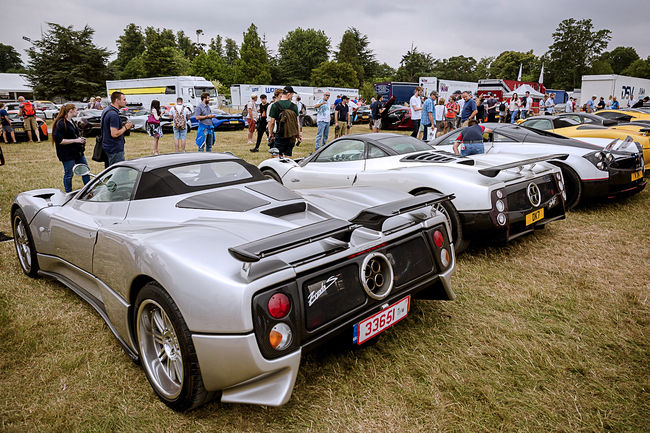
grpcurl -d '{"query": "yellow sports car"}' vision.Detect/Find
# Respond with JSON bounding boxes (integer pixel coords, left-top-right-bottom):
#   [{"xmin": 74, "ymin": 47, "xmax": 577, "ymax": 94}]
[
  {"xmin": 519, "ymin": 115, "xmax": 650, "ymax": 170},
  {"xmin": 594, "ymin": 109, "xmax": 650, "ymax": 123}
]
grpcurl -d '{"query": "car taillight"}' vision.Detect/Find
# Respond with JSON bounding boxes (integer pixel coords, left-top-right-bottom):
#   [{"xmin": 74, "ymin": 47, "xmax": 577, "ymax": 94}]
[
  {"xmin": 269, "ymin": 323, "xmax": 292, "ymax": 350},
  {"xmin": 268, "ymin": 293, "xmax": 291, "ymax": 319},
  {"xmin": 440, "ymin": 249, "xmax": 450, "ymax": 268},
  {"xmin": 433, "ymin": 230, "xmax": 444, "ymax": 248}
]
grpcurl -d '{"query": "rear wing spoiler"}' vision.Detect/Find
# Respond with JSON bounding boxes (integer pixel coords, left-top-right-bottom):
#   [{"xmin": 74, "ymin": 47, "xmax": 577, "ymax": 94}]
[
  {"xmin": 228, "ymin": 192, "xmax": 453, "ymax": 262},
  {"xmin": 477, "ymin": 154, "xmax": 569, "ymax": 178}
]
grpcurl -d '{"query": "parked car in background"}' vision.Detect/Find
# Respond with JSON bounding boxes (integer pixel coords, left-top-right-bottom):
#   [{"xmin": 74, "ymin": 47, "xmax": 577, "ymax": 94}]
[
  {"xmin": 189, "ymin": 108, "xmax": 246, "ymax": 131},
  {"xmin": 594, "ymin": 109, "xmax": 650, "ymax": 123},
  {"xmin": 74, "ymin": 109, "xmax": 130, "ymax": 137},
  {"xmin": 4, "ymin": 112, "xmax": 48, "ymax": 141},
  {"xmin": 64, "ymin": 101, "xmax": 90, "ymax": 111},
  {"xmin": 519, "ymin": 115, "xmax": 650, "ymax": 170},
  {"xmin": 381, "ymin": 105, "xmax": 414, "ymax": 130},
  {"xmin": 353, "ymin": 105, "xmax": 371, "ymax": 124},
  {"xmin": 430, "ymin": 123, "xmax": 646, "ymax": 209},
  {"xmin": 34, "ymin": 100, "xmax": 59, "ymax": 119},
  {"xmin": 259, "ymin": 133, "xmax": 567, "ymax": 253},
  {"xmin": 11, "ymin": 152, "xmax": 456, "ymax": 410},
  {"xmin": 3, "ymin": 102, "xmax": 46, "ymax": 120}
]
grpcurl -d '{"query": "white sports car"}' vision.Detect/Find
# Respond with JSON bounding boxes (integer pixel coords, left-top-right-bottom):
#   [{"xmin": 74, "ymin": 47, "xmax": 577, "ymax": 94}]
[{"xmin": 259, "ymin": 133, "xmax": 568, "ymax": 252}]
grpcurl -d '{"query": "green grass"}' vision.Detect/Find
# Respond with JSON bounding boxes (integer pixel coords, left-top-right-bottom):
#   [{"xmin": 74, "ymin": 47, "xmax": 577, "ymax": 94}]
[{"xmin": 0, "ymin": 126, "xmax": 648, "ymax": 432}]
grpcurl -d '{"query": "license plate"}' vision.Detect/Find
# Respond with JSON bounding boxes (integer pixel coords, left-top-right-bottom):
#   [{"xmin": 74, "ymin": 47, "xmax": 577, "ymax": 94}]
[
  {"xmin": 229, "ymin": 121, "xmax": 239, "ymax": 124},
  {"xmin": 353, "ymin": 296, "xmax": 410, "ymax": 345},
  {"xmin": 631, "ymin": 170, "xmax": 643, "ymax": 181},
  {"xmin": 14, "ymin": 127, "xmax": 23, "ymax": 132},
  {"xmin": 525, "ymin": 208, "xmax": 544, "ymax": 226}
]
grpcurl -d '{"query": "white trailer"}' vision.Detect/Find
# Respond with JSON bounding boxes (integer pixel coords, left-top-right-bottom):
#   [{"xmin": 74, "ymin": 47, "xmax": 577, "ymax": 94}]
[
  {"xmin": 231, "ymin": 84, "xmax": 358, "ymax": 108},
  {"xmin": 580, "ymin": 74, "xmax": 650, "ymax": 107},
  {"xmin": 106, "ymin": 76, "xmax": 217, "ymax": 112}
]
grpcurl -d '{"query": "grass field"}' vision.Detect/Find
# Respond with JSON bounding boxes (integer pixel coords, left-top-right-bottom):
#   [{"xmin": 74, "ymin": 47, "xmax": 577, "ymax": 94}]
[{"xmin": 0, "ymin": 125, "xmax": 648, "ymax": 432}]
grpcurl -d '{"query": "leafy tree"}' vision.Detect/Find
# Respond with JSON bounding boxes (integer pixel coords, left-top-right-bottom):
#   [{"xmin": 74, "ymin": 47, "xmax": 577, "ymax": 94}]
[
  {"xmin": 209, "ymin": 36, "xmax": 224, "ymax": 57},
  {"xmin": 0, "ymin": 43, "xmax": 24, "ymax": 73},
  {"xmin": 335, "ymin": 28, "xmax": 378, "ymax": 85},
  {"xmin": 276, "ymin": 28, "xmax": 330, "ymax": 85},
  {"xmin": 490, "ymin": 50, "xmax": 538, "ymax": 81},
  {"xmin": 26, "ymin": 23, "xmax": 111, "ymax": 100},
  {"xmin": 431, "ymin": 56, "xmax": 477, "ymax": 82},
  {"xmin": 474, "ymin": 57, "xmax": 494, "ymax": 81},
  {"xmin": 622, "ymin": 57, "xmax": 650, "ymax": 79},
  {"xmin": 224, "ymin": 38, "xmax": 239, "ymax": 66},
  {"xmin": 394, "ymin": 47, "xmax": 435, "ymax": 82},
  {"xmin": 310, "ymin": 61, "xmax": 358, "ymax": 88},
  {"xmin": 140, "ymin": 27, "xmax": 190, "ymax": 77},
  {"xmin": 176, "ymin": 30, "xmax": 197, "ymax": 59},
  {"xmin": 121, "ymin": 55, "xmax": 145, "ymax": 78},
  {"xmin": 546, "ymin": 18, "xmax": 611, "ymax": 89},
  {"xmin": 234, "ymin": 24, "xmax": 271, "ymax": 84},
  {"xmin": 599, "ymin": 46, "xmax": 639, "ymax": 74},
  {"xmin": 191, "ymin": 50, "xmax": 233, "ymax": 87},
  {"xmin": 114, "ymin": 23, "xmax": 145, "ymax": 76},
  {"xmin": 591, "ymin": 59, "xmax": 614, "ymax": 74}
]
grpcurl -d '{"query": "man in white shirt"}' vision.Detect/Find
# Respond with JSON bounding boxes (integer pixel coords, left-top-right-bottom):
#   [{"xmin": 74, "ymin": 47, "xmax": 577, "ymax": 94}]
[
  {"xmin": 522, "ymin": 91, "xmax": 533, "ymax": 119},
  {"xmin": 409, "ymin": 86, "xmax": 423, "ymax": 137},
  {"xmin": 565, "ymin": 97, "xmax": 574, "ymax": 112},
  {"xmin": 628, "ymin": 94, "xmax": 636, "ymax": 108},
  {"xmin": 246, "ymin": 93, "xmax": 259, "ymax": 145}
]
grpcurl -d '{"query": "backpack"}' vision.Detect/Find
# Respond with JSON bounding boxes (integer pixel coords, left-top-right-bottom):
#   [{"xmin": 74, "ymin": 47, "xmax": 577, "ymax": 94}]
[
  {"xmin": 173, "ymin": 107, "xmax": 186, "ymax": 130},
  {"xmin": 520, "ymin": 97, "xmax": 527, "ymax": 108},
  {"xmin": 498, "ymin": 102, "xmax": 506, "ymax": 111},
  {"xmin": 241, "ymin": 106, "xmax": 248, "ymax": 116},
  {"xmin": 299, "ymin": 103, "xmax": 306, "ymax": 116},
  {"xmin": 22, "ymin": 101, "xmax": 35, "ymax": 116},
  {"xmin": 278, "ymin": 107, "xmax": 299, "ymax": 138}
]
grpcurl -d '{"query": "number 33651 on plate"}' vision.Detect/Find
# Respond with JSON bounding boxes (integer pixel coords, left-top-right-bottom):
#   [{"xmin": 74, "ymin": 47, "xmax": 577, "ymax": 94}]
[{"xmin": 353, "ymin": 296, "xmax": 410, "ymax": 345}]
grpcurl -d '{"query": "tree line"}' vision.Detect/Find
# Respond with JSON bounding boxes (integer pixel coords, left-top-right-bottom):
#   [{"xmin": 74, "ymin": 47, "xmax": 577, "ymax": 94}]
[{"xmin": 0, "ymin": 18, "xmax": 648, "ymax": 102}]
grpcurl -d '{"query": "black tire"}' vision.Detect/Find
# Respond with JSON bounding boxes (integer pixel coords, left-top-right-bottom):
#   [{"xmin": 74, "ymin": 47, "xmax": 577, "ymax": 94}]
[
  {"xmin": 554, "ymin": 164, "xmax": 582, "ymax": 210},
  {"xmin": 135, "ymin": 282, "xmax": 215, "ymax": 411},
  {"xmin": 413, "ymin": 190, "xmax": 468, "ymax": 254},
  {"xmin": 12, "ymin": 208, "xmax": 39, "ymax": 277},
  {"xmin": 261, "ymin": 168, "xmax": 282, "ymax": 184}
]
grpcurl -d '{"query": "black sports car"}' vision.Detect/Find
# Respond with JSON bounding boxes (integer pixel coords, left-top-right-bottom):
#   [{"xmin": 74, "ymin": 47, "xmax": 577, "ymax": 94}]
[
  {"xmin": 4, "ymin": 113, "xmax": 49, "ymax": 142},
  {"xmin": 74, "ymin": 109, "xmax": 130, "ymax": 137}
]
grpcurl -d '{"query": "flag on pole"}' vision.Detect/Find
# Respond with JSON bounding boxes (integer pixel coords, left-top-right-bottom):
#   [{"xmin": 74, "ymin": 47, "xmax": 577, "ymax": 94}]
[
  {"xmin": 539, "ymin": 64, "xmax": 544, "ymax": 84},
  {"xmin": 517, "ymin": 63, "xmax": 522, "ymax": 81}
]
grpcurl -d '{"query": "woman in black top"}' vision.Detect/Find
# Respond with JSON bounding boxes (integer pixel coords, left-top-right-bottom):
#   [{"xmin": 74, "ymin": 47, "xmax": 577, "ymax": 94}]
[{"xmin": 52, "ymin": 104, "xmax": 90, "ymax": 192}]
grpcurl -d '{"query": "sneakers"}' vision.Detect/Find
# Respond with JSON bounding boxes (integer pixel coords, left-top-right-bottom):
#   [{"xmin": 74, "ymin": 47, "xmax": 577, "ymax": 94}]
[{"xmin": 249, "ymin": 148, "xmax": 259, "ymax": 152}]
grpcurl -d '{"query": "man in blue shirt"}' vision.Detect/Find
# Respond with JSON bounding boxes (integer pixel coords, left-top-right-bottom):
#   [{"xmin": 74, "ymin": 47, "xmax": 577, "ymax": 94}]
[
  {"xmin": 101, "ymin": 92, "xmax": 133, "ymax": 167},
  {"xmin": 195, "ymin": 92, "xmax": 216, "ymax": 152},
  {"xmin": 586, "ymin": 95, "xmax": 596, "ymax": 113},
  {"xmin": 370, "ymin": 94, "xmax": 384, "ymax": 133},
  {"xmin": 460, "ymin": 91, "xmax": 478, "ymax": 126},
  {"xmin": 420, "ymin": 91, "xmax": 436, "ymax": 141},
  {"xmin": 314, "ymin": 91, "xmax": 331, "ymax": 149}
]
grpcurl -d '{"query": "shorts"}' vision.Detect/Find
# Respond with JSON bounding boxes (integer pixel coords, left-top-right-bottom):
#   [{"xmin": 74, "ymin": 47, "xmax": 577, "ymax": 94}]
[
  {"xmin": 2, "ymin": 124, "xmax": 13, "ymax": 133},
  {"xmin": 173, "ymin": 127, "xmax": 187, "ymax": 140},
  {"xmin": 24, "ymin": 116, "xmax": 38, "ymax": 132},
  {"xmin": 372, "ymin": 118, "xmax": 381, "ymax": 129},
  {"xmin": 248, "ymin": 118, "xmax": 256, "ymax": 133}
]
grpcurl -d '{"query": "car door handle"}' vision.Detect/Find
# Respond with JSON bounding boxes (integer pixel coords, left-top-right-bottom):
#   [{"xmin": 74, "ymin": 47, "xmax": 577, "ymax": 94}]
[{"xmin": 290, "ymin": 178, "xmax": 300, "ymax": 182}]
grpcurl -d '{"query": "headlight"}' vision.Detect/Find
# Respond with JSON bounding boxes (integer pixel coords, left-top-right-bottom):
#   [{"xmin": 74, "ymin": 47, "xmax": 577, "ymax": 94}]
[{"xmin": 496, "ymin": 199, "xmax": 505, "ymax": 212}]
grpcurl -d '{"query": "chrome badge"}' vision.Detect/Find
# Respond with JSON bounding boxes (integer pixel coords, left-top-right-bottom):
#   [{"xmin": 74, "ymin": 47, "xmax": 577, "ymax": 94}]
[{"xmin": 527, "ymin": 182, "xmax": 541, "ymax": 207}]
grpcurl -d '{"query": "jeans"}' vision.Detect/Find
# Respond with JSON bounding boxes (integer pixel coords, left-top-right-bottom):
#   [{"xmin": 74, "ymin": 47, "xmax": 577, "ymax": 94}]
[
  {"xmin": 510, "ymin": 110, "xmax": 519, "ymax": 123},
  {"xmin": 460, "ymin": 142, "xmax": 484, "ymax": 156},
  {"xmin": 315, "ymin": 121, "xmax": 329, "ymax": 149},
  {"xmin": 198, "ymin": 129, "xmax": 214, "ymax": 152},
  {"xmin": 173, "ymin": 127, "xmax": 188, "ymax": 140},
  {"xmin": 62, "ymin": 155, "xmax": 91, "ymax": 192},
  {"xmin": 105, "ymin": 151, "xmax": 125, "ymax": 168}
]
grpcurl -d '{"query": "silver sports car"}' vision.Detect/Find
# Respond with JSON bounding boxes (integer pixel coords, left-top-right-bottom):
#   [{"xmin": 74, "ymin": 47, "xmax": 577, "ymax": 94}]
[
  {"xmin": 11, "ymin": 153, "xmax": 456, "ymax": 411},
  {"xmin": 259, "ymin": 133, "xmax": 568, "ymax": 253}
]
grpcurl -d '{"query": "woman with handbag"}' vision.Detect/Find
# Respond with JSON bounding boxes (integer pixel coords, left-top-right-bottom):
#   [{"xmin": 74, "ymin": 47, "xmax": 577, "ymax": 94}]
[
  {"xmin": 147, "ymin": 100, "xmax": 163, "ymax": 155},
  {"xmin": 52, "ymin": 104, "xmax": 90, "ymax": 193}
]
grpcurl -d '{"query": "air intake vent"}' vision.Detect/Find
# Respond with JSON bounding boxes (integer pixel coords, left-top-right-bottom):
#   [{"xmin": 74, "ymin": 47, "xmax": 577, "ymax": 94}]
[{"xmin": 400, "ymin": 151, "xmax": 470, "ymax": 164}]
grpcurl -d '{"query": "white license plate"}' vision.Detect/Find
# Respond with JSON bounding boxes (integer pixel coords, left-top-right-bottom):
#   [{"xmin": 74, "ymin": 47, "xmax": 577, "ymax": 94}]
[{"xmin": 353, "ymin": 296, "xmax": 410, "ymax": 345}]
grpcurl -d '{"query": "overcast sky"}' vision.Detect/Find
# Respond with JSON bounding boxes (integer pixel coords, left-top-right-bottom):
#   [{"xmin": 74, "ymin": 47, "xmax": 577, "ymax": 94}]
[{"xmin": 5, "ymin": 0, "xmax": 649, "ymax": 71}]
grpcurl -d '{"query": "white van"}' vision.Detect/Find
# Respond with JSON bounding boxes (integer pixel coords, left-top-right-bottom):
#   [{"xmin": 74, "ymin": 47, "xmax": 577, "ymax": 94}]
[{"xmin": 106, "ymin": 76, "xmax": 217, "ymax": 112}]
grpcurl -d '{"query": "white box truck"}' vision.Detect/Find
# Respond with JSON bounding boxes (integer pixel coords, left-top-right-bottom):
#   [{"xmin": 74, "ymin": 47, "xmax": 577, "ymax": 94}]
[
  {"xmin": 106, "ymin": 76, "xmax": 217, "ymax": 112},
  {"xmin": 580, "ymin": 74, "xmax": 650, "ymax": 107}
]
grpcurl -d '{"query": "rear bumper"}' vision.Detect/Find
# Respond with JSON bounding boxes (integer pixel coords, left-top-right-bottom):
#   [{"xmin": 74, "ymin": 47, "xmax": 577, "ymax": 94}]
[{"xmin": 582, "ymin": 175, "xmax": 646, "ymax": 200}]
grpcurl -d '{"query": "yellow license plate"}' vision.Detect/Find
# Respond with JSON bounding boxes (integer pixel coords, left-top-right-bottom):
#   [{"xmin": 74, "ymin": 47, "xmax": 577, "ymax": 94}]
[
  {"xmin": 525, "ymin": 208, "xmax": 544, "ymax": 226},
  {"xmin": 631, "ymin": 170, "xmax": 643, "ymax": 181},
  {"xmin": 14, "ymin": 127, "xmax": 23, "ymax": 132},
  {"xmin": 230, "ymin": 121, "xmax": 239, "ymax": 124}
]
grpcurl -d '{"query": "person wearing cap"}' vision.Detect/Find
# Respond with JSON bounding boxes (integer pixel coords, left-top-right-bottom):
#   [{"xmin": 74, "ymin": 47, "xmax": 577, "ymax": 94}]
[
  {"xmin": 267, "ymin": 86, "xmax": 301, "ymax": 157},
  {"xmin": 246, "ymin": 93, "xmax": 259, "ymax": 145},
  {"xmin": 334, "ymin": 95, "xmax": 352, "ymax": 138}
]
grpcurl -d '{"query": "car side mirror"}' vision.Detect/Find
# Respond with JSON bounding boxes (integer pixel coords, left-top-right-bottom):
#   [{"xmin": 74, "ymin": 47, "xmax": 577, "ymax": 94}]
[{"xmin": 72, "ymin": 163, "xmax": 94, "ymax": 177}]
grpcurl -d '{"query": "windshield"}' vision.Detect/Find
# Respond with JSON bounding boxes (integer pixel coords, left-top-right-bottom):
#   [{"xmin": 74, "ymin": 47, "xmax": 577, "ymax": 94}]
[
  {"xmin": 517, "ymin": 124, "xmax": 571, "ymax": 139},
  {"xmin": 195, "ymin": 87, "xmax": 216, "ymax": 97},
  {"xmin": 79, "ymin": 110, "xmax": 103, "ymax": 117},
  {"xmin": 375, "ymin": 135, "xmax": 433, "ymax": 154}
]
